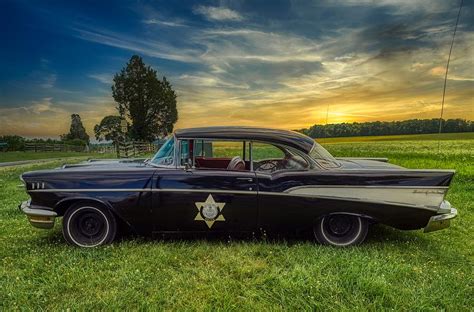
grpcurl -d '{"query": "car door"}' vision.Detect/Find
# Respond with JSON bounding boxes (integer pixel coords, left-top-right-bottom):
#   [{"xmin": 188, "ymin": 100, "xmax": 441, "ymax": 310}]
[
  {"xmin": 153, "ymin": 169, "xmax": 258, "ymax": 232},
  {"xmin": 252, "ymin": 142, "xmax": 317, "ymax": 231},
  {"xmin": 152, "ymin": 139, "xmax": 258, "ymax": 232}
]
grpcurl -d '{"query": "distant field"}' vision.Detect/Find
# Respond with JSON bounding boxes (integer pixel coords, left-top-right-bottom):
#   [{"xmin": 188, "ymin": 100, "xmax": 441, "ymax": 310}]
[
  {"xmin": 0, "ymin": 138, "xmax": 472, "ymax": 310},
  {"xmin": 317, "ymin": 132, "xmax": 474, "ymax": 143},
  {"xmin": 0, "ymin": 151, "xmax": 116, "ymax": 163},
  {"xmin": 1, "ymin": 133, "xmax": 472, "ymax": 164}
]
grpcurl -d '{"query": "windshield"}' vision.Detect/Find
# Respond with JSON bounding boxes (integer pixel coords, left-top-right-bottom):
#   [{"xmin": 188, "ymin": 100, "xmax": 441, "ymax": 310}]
[
  {"xmin": 150, "ymin": 136, "xmax": 175, "ymax": 166},
  {"xmin": 309, "ymin": 142, "xmax": 340, "ymax": 169}
]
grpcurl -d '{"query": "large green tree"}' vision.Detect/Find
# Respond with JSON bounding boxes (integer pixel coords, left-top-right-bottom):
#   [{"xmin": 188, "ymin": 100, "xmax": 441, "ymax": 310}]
[
  {"xmin": 61, "ymin": 114, "xmax": 89, "ymax": 143},
  {"xmin": 94, "ymin": 115, "xmax": 123, "ymax": 143},
  {"xmin": 112, "ymin": 55, "xmax": 178, "ymax": 141}
]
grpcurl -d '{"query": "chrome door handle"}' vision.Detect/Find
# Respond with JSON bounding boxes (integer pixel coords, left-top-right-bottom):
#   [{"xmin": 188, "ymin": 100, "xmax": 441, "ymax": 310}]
[{"xmin": 236, "ymin": 177, "xmax": 253, "ymax": 182}]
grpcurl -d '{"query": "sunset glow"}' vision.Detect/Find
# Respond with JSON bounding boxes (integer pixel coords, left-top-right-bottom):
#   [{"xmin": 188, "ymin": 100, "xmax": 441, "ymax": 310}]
[{"xmin": 0, "ymin": 0, "xmax": 473, "ymax": 138}]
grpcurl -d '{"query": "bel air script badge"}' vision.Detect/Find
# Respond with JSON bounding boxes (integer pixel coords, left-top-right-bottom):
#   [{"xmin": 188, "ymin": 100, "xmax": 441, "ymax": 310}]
[{"xmin": 194, "ymin": 194, "xmax": 225, "ymax": 228}]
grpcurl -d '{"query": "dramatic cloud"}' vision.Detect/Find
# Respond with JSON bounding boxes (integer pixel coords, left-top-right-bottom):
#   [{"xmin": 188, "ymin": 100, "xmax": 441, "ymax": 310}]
[
  {"xmin": 0, "ymin": 0, "xmax": 472, "ymax": 137},
  {"xmin": 73, "ymin": 27, "xmax": 202, "ymax": 63}
]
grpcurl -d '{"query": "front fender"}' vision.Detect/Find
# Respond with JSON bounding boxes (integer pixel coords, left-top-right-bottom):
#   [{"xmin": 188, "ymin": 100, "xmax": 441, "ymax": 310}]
[
  {"xmin": 52, "ymin": 191, "xmax": 153, "ymax": 235},
  {"xmin": 55, "ymin": 196, "xmax": 115, "ymax": 216}
]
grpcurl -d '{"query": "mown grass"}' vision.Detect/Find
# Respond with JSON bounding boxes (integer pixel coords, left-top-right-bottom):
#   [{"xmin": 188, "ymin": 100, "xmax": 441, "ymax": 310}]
[
  {"xmin": 317, "ymin": 131, "xmax": 474, "ymax": 143},
  {"xmin": 0, "ymin": 139, "xmax": 473, "ymax": 310},
  {"xmin": 0, "ymin": 151, "xmax": 116, "ymax": 163}
]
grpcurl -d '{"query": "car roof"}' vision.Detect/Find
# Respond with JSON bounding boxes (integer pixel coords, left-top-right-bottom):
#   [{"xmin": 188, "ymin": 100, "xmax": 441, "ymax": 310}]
[{"xmin": 174, "ymin": 126, "xmax": 315, "ymax": 153}]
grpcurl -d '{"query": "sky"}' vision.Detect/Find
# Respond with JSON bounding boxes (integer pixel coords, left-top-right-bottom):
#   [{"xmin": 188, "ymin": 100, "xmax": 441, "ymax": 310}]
[{"xmin": 0, "ymin": 0, "xmax": 473, "ymax": 138}]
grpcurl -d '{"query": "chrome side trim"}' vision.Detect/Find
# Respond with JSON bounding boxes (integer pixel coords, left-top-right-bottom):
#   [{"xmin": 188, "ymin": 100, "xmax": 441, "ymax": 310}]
[
  {"xmin": 29, "ymin": 187, "xmax": 443, "ymax": 211},
  {"xmin": 29, "ymin": 188, "xmax": 150, "ymax": 192},
  {"xmin": 338, "ymin": 168, "xmax": 456, "ymax": 173},
  {"xmin": 28, "ymin": 185, "xmax": 449, "ymax": 193},
  {"xmin": 29, "ymin": 188, "xmax": 257, "ymax": 195},
  {"xmin": 258, "ymin": 191, "xmax": 439, "ymax": 211},
  {"xmin": 155, "ymin": 188, "xmax": 257, "ymax": 195},
  {"xmin": 282, "ymin": 185, "xmax": 447, "ymax": 210},
  {"xmin": 285, "ymin": 185, "xmax": 449, "ymax": 191}
]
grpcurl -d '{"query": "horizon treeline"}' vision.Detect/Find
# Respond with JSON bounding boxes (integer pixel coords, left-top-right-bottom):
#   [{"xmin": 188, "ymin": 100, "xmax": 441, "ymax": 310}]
[{"xmin": 297, "ymin": 118, "xmax": 473, "ymax": 138}]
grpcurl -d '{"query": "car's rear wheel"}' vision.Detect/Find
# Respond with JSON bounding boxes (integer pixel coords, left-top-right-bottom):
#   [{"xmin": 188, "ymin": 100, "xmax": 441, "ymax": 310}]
[
  {"xmin": 313, "ymin": 214, "xmax": 368, "ymax": 247},
  {"xmin": 62, "ymin": 202, "xmax": 117, "ymax": 247}
]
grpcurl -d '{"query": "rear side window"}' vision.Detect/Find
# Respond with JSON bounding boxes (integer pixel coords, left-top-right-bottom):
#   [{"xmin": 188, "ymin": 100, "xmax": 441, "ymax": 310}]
[{"xmin": 252, "ymin": 142, "xmax": 285, "ymax": 162}]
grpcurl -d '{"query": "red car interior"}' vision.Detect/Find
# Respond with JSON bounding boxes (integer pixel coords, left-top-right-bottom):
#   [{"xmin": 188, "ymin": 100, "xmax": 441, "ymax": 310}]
[
  {"xmin": 187, "ymin": 139, "xmax": 249, "ymax": 171},
  {"xmin": 195, "ymin": 157, "xmax": 250, "ymax": 171}
]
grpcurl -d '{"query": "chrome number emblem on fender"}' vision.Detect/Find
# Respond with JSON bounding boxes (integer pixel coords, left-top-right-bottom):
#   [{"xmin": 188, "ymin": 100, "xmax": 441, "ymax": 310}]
[{"xmin": 194, "ymin": 194, "xmax": 225, "ymax": 228}]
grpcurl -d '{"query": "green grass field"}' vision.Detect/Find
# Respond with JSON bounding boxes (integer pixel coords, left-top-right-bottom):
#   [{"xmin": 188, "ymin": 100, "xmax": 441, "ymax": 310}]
[
  {"xmin": 317, "ymin": 131, "xmax": 474, "ymax": 143},
  {"xmin": 0, "ymin": 138, "xmax": 473, "ymax": 310},
  {"xmin": 0, "ymin": 151, "xmax": 116, "ymax": 163}
]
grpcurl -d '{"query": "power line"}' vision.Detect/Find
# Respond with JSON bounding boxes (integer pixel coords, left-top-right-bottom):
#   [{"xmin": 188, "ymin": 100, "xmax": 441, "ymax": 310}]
[{"xmin": 438, "ymin": 0, "xmax": 464, "ymax": 152}]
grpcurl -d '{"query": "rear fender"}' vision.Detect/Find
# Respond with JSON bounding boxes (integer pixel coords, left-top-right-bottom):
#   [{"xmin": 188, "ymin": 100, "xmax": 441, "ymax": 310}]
[{"xmin": 324, "ymin": 212, "xmax": 377, "ymax": 223}]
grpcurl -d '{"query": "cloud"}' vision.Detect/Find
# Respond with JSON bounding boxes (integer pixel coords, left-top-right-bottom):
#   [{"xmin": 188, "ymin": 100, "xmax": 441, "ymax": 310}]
[
  {"xmin": 40, "ymin": 74, "xmax": 57, "ymax": 88},
  {"xmin": 325, "ymin": 0, "xmax": 452, "ymax": 15},
  {"xmin": 88, "ymin": 73, "xmax": 113, "ymax": 85},
  {"xmin": 2, "ymin": 0, "xmax": 473, "ymax": 137},
  {"xmin": 0, "ymin": 95, "xmax": 118, "ymax": 138},
  {"xmin": 29, "ymin": 97, "xmax": 58, "ymax": 114},
  {"xmin": 197, "ymin": 28, "xmax": 322, "ymax": 64},
  {"xmin": 142, "ymin": 19, "xmax": 186, "ymax": 27},
  {"xmin": 27, "ymin": 58, "xmax": 57, "ymax": 89},
  {"xmin": 193, "ymin": 6, "xmax": 243, "ymax": 21},
  {"xmin": 73, "ymin": 27, "xmax": 202, "ymax": 63}
]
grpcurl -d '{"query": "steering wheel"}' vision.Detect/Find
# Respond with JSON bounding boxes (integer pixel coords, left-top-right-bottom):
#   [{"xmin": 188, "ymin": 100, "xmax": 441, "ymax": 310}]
[{"xmin": 254, "ymin": 159, "xmax": 281, "ymax": 172}]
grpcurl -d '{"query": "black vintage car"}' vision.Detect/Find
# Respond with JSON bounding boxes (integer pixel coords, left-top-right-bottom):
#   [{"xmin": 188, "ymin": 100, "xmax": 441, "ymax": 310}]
[{"xmin": 19, "ymin": 127, "xmax": 457, "ymax": 247}]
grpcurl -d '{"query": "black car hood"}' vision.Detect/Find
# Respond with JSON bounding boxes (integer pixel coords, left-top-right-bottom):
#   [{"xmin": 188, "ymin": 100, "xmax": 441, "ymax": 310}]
[{"xmin": 337, "ymin": 158, "xmax": 403, "ymax": 170}]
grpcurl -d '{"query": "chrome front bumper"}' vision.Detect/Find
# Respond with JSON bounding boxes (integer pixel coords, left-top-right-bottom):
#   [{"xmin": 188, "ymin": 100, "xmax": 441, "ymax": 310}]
[
  {"xmin": 19, "ymin": 200, "xmax": 57, "ymax": 229},
  {"xmin": 424, "ymin": 201, "xmax": 457, "ymax": 233}
]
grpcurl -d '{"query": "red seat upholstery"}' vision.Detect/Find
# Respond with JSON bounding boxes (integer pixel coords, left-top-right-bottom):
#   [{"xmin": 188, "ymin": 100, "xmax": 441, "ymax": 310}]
[
  {"xmin": 195, "ymin": 157, "xmax": 230, "ymax": 169},
  {"xmin": 227, "ymin": 156, "xmax": 246, "ymax": 171}
]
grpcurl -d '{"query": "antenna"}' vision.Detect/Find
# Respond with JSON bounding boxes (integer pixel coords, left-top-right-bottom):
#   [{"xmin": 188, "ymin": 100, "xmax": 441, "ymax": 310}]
[{"xmin": 438, "ymin": 0, "xmax": 464, "ymax": 152}]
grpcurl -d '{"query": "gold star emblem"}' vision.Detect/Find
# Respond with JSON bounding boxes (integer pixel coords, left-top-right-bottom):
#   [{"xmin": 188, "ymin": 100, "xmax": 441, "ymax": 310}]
[{"xmin": 194, "ymin": 194, "xmax": 226, "ymax": 228}]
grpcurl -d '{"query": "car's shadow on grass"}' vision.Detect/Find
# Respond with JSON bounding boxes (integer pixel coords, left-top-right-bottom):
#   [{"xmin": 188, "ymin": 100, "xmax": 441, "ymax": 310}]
[
  {"xmin": 120, "ymin": 224, "xmax": 431, "ymax": 249},
  {"xmin": 34, "ymin": 222, "xmax": 430, "ymax": 250}
]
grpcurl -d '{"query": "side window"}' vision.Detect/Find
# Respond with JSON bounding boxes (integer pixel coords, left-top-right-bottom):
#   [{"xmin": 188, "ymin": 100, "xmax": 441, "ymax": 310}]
[
  {"xmin": 252, "ymin": 142, "xmax": 309, "ymax": 172},
  {"xmin": 179, "ymin": 140, "xmax": 190, "ymax": 166},
  {"xmin": 191, "ymin": 140, "xmax": 250, "ymax": 171},
  {"xmin": 211, "ymin": 141, "xmax": 245, "ymax": 158},
  {"xmin": 252, "ymin": 143, "xmax": 285, "ymax": 162},
  {"xmin": 194, "ymin": 140, "xmax": 213, "ymax": 157}
]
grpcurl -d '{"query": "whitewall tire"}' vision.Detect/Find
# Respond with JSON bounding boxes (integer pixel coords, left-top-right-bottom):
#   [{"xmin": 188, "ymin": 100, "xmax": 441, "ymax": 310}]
[
  {"xmin": 313, "ymin": 214, "xmax": 368, "ymax": 247},
  {"xmin": 62, "ymin": 202, "xmax": 117, "ymax": 247}
]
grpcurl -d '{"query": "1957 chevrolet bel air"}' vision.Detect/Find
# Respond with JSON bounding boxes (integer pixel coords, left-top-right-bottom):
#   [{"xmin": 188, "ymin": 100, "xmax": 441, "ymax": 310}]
[{"xmin": 19, "ymin": 127, "xmax": 457, "ymax": 247}]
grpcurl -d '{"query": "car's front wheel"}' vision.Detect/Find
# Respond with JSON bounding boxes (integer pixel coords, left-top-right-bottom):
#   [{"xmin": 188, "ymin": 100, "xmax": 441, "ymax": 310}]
[
  {"xmin": 62, "ymin": 202, "xmax": 117, "ymax": 247},
  {"xmin": 313, "ymin": 214, "xmax": 368, "ymax": 247}
]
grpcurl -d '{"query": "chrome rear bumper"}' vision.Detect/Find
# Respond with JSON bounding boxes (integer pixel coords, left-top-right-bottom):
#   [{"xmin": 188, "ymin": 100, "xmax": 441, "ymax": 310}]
[
  {"xmin": 424, "ymin": 201, "xmax": 457, "ymax": 233},
  {"xmin": 19, "ymin": 200, "xmax": 57, "ymax": 229}
]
